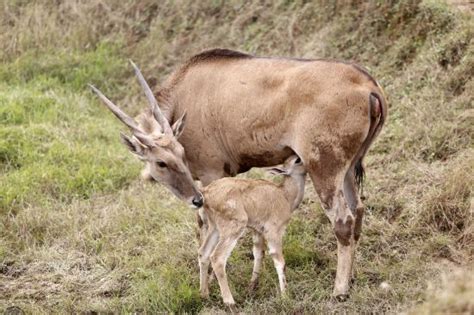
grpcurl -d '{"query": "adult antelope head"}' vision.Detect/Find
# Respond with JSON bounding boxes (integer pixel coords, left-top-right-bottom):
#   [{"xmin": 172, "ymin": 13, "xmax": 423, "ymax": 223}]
[{"xmin": 88, "ymin": 61, "xmax": 203, "ymax": 208}]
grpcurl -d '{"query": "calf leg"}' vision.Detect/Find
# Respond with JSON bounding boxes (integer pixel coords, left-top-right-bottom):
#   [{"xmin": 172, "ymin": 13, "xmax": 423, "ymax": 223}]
[
  {"xmin": 265, "ymin": 229, "xmax": 287, "ymax": 294},
  {"xmin": 198, "ymin": 222, "xmax": 219, "ymax": 299},
  {"xmin": 249, "ymin": 232, "xmax": 265, "ymax": 292},
  {"xmin": 210, "ymin": 224, "xmax": 246, "ymax": 307}
]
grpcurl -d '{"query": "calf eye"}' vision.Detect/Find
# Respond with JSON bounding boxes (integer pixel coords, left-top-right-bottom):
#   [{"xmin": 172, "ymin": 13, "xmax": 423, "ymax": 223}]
[{"xmin": 156, "ymin": 161, "xmax": 167, "ymax": 168}]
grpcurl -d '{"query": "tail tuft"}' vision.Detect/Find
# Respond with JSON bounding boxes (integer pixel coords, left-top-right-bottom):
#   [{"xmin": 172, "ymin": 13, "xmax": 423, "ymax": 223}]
[{"xmin": 354, "ymin": 159, "xmax": 365, "ymax": 197}]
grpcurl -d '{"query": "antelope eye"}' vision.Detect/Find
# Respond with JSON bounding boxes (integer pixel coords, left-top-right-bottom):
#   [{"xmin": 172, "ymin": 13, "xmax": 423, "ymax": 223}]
[
  {"xmin": 156, "ymin": 161, "xmax": 167, "ymax": 168},
  {"xmin": 295, "ymin": 157, "xmax": 302, "ymax": 164}
]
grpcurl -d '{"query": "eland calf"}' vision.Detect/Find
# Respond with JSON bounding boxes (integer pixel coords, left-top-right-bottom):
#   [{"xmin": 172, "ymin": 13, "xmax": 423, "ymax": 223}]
[{"xmin": 198, "ymin": 155, "xmax": 306, "ymax": 308}]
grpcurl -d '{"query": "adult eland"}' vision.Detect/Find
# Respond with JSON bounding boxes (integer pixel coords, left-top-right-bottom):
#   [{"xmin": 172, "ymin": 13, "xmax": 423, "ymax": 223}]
[{"xmin": 89, "ymin": 48, "xmax": 387, "ymax": 299}]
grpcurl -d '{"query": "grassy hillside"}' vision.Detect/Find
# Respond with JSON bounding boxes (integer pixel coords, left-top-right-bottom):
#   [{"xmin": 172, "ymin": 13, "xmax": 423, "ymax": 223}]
[{"xmin": 1, "ymin": 0, "xmax": 472, "ymax": 313}]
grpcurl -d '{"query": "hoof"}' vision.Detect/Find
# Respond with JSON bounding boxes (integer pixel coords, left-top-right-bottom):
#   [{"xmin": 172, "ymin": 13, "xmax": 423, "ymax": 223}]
[
  {"xmin": 227, "ymin": 303, "xmax": 238, "ymax": 314},
  {"xmin": 333, "ymin": 293, "xmax": 350, "ymax": 302},
  {"xmin": 200, "ymin": 291, "xmax": 209, "ymax": 299}
]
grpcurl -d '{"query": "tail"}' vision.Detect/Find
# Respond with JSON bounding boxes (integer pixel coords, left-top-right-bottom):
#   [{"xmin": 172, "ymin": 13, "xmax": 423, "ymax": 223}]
[
  {"xmin": 354, "ymin": 88, "xmax": 387, "ymax": 195},
  {"xmin": 354, "ymin": 159, "xmax": 365, "ymax": 194}
]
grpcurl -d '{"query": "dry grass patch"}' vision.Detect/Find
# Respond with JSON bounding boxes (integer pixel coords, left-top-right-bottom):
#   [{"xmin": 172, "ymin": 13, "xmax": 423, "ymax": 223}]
[{"xmin": 408, "ymin": 267, "xmax": 474, "ymax": 314}]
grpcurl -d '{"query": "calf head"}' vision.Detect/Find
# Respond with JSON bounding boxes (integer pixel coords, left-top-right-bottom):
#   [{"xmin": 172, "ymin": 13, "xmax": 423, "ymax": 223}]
[{"xmin": 268, "ymin": 155, "xmax": 306, "ymax": 177}]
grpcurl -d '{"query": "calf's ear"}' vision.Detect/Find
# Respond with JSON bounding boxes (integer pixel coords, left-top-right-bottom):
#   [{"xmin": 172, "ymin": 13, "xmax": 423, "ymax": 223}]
[{"xmin": 267, "ymin": 166, "xmax": 288, "ymax": 176}]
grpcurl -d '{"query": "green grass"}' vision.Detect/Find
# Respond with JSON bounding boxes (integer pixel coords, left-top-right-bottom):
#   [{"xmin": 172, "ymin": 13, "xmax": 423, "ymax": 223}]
[
  {"xmin": 0, "ymin": 44, "xmax": 140, "ymax": 212},
  {"xmin": 0, "ymin": 0, "xmax": 473, "ymax": 313}
]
